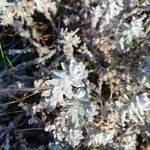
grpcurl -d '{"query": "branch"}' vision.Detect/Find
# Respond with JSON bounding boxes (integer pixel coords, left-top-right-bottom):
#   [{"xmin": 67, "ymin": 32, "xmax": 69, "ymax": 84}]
[{"xmin": 0, "ymin": 50, "xmax": 56, "ymax": 77}]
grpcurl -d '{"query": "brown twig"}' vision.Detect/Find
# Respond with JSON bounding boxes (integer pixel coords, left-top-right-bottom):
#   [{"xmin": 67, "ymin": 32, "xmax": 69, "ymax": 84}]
[
  {"xmin": 16, "ymin": 127, "xmax": 44, "ymax": 132},
  {"xmin": 0, "ymin": 89, "xmax": 45, "ymax": 107},
  {"xmin": 0, "ymin": 110, "xmax": 25, "ymax": 116},
  {"xmin": 0, "ymin": 50, "xmax": 56, "ymax": 77},
  {"xmin": 0, "ymin": 88, "xmax": 37, "ymax": 93}
]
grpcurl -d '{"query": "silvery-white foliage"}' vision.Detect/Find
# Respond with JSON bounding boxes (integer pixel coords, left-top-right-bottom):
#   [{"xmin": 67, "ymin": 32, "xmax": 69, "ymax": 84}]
[
  {"xmin": 116, "ymin": 92, "xmax": 150, "ymax": 126},
  {"xmin": 63, "ymin": 15, "xmax": 80, "ymax": 27},
  {"xmin": 89, "ymin": 131, "xmax": 114, "ymax": 146},
  {"xmin": 63, "ymin": 99, "xmax": 86, "ymax": 128},
  {"xmin": 42, "ymin": 59, "xmax": 88, "ymax": 108},
  {"xmin": 145, "ymin": 130, "xmax": 150, "ymax": 137},
  {"xmin": 65, "ymin": 129, "xmax": 83, "ymax": 148},
  {"xmin": 91, "ymin": 5, "xmax": 102, "ymax": 28},
  {"xmin": 18, "ymin": 102, "xmax": 39, "ymax": 125},
  {"xmin": 14, "ymin": 1, "xmax": 34, "ymax": 26},
  {"xmin": 119, "ymin": 134, "xmax": 137, "ymax": 150},
  {"xmin": 45, "ymin": 112, "xmax": 70, "ymax": 142},
  {"xmin": 98, "ymin": 0, "xmax": 123, "ymax": 27},
  {"xmin": 106, "ymin": 0, "xmax": 123, "ymax": 22},
  {"xmin": 0, "ymin": 6, "xmax": 15, "ymax": 25},
  {"xmin": 83, "ymin": 0, "xmax": 96, "ymax": 7},
  {"xmin": 0, "ymin": 0, "xmax": 59, "ymax": 26},
  {"xmin": 85, "ymin": 123, "xmax": 114, "ymax": 147},
  {"xmin": 0, "ymin": 0, "xmax": 7, "ymax": 9},
  {"xmin": 42, "ymin": 82, "xmax": 66, "ymax": 109},
  {"xmin": 53, "ymin": 59, "xmax": 88, "ymax": 88},
  {"xmin": 33, "ymin": 0, "xmax": 57, "ymax": 19},
  {"xmin": 90, "ymin": 0, "xmax": 123, "ymax": 33},
  {"xmin": 136, "ymin": 56, "xmax": 150, "ymax": 88},
  {"xmin": 53, "ymin": 127, "xmax": 68, "ymax": 142},
  {"xmin": 117, "ymin": 15, "xmax": 146, "ymax": 51},
  {"xmin": 0, "ymin": 0, "xmax": 149, "ymax": 149},
  {"xmin": 59, "ymin": 28, "xmax": 81, "ymax": 49},
  {"xmin": 0, "ymin": 1, "xmax": 10, "ymax": 13},
  {"xmin": 129, "ymin": 0, "xmax": 139, "ymax": 7},
  {"xmin": 42, "ymin": 59, "xmax": 98, "ymax": 147},
  {"xmin": 62, "ymin": 89, "xmax": 97, "ymax": 128},
  {"xmin": 49, "ymin": 124, "xmax": 83, "ymax": 148}
]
